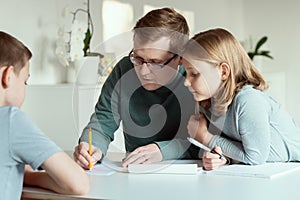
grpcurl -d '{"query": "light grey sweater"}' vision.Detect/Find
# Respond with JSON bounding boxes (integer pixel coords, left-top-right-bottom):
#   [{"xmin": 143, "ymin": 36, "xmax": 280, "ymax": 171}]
[{"xmin": 204, "ymin": 85, "xmax": 300, "ymax": 165}]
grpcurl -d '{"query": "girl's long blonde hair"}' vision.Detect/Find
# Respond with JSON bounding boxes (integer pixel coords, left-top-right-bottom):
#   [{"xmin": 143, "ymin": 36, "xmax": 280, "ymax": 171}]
[{"xmin": 184, "ymin": 28, "xmax": 268, "ymax": 115}]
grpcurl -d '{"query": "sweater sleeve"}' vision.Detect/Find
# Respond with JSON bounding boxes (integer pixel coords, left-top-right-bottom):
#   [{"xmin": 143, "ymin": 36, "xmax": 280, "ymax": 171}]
[
  {"xmin": 209, "ymin": 89, "xmax": 271, "ymax": 165},
  {"xmin": 155, "ymin": 139, "xmax": 194, "ymax": 160},
  {"xmin": 79, "ymin": 59, "xmax": 123, "ymax": 156}
]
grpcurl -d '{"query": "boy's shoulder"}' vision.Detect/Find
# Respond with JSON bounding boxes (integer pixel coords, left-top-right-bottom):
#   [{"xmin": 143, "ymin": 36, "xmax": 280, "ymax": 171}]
[
  {"xmin": 0, "ymin": 106, "xmax": 31, "ymax": 160},
  {"xmin": 0, "ymin": 106, "xmax": 26, "ymax": 121},
  {"xmin": 0, "ymin": 106, "xmax": 20, "ymax": 119},
  {"xmin": 0, "ymin": 106, "xmax": 38, "ymax": 135}
]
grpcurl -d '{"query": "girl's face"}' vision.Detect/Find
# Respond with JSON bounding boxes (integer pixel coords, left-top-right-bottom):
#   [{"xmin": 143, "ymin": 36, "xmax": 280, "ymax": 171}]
[{"xmin": 183, "ymin": 59, "xmax": 222, "ymax": 102}]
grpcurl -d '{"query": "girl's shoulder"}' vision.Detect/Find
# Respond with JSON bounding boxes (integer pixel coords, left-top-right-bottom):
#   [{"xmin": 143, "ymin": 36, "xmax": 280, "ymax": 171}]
[
  {"xmin": 233, "ymin": 85, "xmax": 268, "ymax": 108},
  {"xmin": 236, "ymin": 85, "xmax": 264, "ymax": 99}
]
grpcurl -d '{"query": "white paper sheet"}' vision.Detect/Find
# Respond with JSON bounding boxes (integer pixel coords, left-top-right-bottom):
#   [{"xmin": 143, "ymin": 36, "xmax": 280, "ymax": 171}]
[
  {"xmin": 201, "ymin": 162, "xmax": 300, "ymax": 179},
  {"xmin": 86, "ymin": 158, "xmax": 126, "ymax": 176},
  {"xmin": 86, "ymin": 159, "xmax": 201, "ymax": 175}
]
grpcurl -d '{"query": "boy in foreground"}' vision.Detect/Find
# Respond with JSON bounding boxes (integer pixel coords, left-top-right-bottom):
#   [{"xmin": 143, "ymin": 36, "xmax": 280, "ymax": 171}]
[{"xmin": 0, "ymin": 31, "xmax": 89, "ymax": 199}]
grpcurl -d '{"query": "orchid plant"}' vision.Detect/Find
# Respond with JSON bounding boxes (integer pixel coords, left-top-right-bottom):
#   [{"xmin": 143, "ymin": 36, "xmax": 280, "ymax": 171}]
[{"xmin": 55, "ymin": 0, "xmax": 102, "ymax": 67}]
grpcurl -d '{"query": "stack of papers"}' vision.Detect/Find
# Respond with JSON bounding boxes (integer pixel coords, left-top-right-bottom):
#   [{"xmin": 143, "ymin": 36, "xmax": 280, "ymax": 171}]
[
  {"xmin": 128, "ymin": 160, "xmax": 200, "ymax": 174},
  {"xmin": 86, "ymin": 159, "xmax": 125, "ymax": 176},
  {"xmin": 86, "ymin": 159, "xmax": 200, "ymax": 175},
  {"xmin": 202, "ymin": 162, "xmax": 300, "ymax": 179},
  {"xmin": 86, "ymin": 158, "xmax": 300, "ymax": 179}
]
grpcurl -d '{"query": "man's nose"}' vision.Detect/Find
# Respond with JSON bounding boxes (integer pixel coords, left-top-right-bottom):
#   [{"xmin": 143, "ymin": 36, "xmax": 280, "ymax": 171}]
[
  {"xmin": 139, "ymin": 63, "xmax": 151, "ymax": 75},
  {"xmin": 184, "ymin": 78, "xmax": 191, "ymax": 87}
]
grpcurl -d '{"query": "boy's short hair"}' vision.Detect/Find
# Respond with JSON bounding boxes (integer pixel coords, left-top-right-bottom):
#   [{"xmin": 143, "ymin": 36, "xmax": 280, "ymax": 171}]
[
  {"xmin": 0, "ymin": 31, "xmax": 32, "ymax": 75},
  {"xmin": 133, "ymin": 7, "xmax": 190, "ymax": 55}
]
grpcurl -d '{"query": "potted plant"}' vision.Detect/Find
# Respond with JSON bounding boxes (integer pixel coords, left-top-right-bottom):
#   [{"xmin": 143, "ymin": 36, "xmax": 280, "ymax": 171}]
[
  {"xmin": 56, "ymin": 0, "xmax": 103, "ymax": 84},
  {"xmin": 247, "ymin": 36, "xmax": 273, "ymax": 61}
]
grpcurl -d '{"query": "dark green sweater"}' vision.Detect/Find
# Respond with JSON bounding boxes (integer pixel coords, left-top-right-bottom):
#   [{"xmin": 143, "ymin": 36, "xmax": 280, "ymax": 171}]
[{"xmin": 80, "ymin": 56, "xmax": 198, "ymax": 160}]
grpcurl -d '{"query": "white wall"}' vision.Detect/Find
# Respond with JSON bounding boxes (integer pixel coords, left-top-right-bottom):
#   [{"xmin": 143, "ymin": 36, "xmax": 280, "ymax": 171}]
[
  {"xmin": 116, "ymin": 0, "xmax": 244, "ymax": 38},
  {"xmin": 243, "ymin": 0, "xmax": 300, "ymax": 123},
  {"xmin": 0, "ymin": 0, "xmax": 103, "ymax": 84},
  {"xmin": 1, "ymin": 0, "xmax": 244, "ymax": 83},
  {"xmin": 2, "ymin": 0, "xmax": 64, "ymax": 83}
]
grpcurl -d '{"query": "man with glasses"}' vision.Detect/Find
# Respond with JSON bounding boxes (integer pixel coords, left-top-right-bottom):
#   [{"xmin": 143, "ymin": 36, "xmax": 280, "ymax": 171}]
[{"xmin": 74, "ymin": 7, "xmax": 198, "ymax": 168}]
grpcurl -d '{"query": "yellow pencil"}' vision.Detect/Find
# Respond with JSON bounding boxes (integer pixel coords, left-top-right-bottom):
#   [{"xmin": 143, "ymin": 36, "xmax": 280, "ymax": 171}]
[{"xmin": 88, "ymin": 128, "xmax": 93, "ymax": 170}]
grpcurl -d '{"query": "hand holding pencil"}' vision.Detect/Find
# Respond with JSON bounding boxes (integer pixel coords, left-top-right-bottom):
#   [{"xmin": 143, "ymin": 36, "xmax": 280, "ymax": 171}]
[
  {"xmin": 202, "ymin": 146, "xmax": 228, "ymax": 170},
  {"xmin": 88, "ymin": 128, "xmax": 93, "ymax": 170},
  {"xmin": 187, "ymin": 114, "xmax": 228, "ymax": 171},
  {"xmin": 73, "ymin": 129, "xmax": 103, "ymax": 170}
]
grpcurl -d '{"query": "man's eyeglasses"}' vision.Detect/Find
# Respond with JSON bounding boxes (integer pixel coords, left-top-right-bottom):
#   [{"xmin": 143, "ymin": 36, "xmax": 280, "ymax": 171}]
[{"xmin": 129, "ymin": 50, "xmax": 178, "ymax": 71}]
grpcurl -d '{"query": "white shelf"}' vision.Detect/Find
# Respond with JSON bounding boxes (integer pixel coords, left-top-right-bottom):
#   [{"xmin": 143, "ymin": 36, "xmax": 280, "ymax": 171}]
[{"xmin": 22, "ymin": 84, "xmax": 125, "ymax": 152}]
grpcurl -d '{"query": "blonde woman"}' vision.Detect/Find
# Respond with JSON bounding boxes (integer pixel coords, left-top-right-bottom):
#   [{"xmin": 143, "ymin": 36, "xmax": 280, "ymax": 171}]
[{"xmin": 183, "ymin": 28, "xmax": 300, "ymax": 170}]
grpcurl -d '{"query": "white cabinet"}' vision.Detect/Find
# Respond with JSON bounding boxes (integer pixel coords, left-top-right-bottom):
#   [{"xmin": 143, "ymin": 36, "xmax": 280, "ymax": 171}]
[{"xmin": 22, "ymin": 84, "xmax": 125, "ymax": 152}]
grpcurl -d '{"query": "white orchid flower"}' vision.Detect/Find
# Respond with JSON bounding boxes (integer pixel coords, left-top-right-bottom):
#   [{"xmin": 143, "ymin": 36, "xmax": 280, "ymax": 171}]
[
  {"xmin": 55, "ymin": 43, "xmax": 70, "ymax": 66},
  {"xmin": 57, "ymin": 27, "xmax": 70, "ymax": 43},
  {"xmin": 70, "ymin": 43, "xmax": 84, "ymax": 61},
  {"xmin": 71, "ymin": 20, "xmax": 87, "ymax": 38}
]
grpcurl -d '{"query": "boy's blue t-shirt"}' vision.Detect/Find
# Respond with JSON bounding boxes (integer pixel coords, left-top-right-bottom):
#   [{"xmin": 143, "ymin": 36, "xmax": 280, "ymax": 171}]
[{"xmin": 0, "ymin": 106, "xmax": 61, "ymax": 200}]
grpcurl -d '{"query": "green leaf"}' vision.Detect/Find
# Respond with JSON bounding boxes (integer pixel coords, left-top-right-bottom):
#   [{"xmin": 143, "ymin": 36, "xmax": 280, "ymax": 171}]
[
  {"xmin": 248, "ymin": 52, "xmax": 255, "ymax": 60},
  {"xmin": 254, "ymin": 36, "xmax": 267, "ymax": 52},
  {"xmin": 260, "ymin": 51, "xmax": 273, "ymax": 59},
  {"xmin": 247, "ymin": 36, "xmax": 273, "ymax": 61},
  {"xmin": 83, "ymin": 28, "xmax": 92, "ymax": 56},
  {"xmin": 260, "ymin": 50, "xmax": 270, "ymax": 54}
]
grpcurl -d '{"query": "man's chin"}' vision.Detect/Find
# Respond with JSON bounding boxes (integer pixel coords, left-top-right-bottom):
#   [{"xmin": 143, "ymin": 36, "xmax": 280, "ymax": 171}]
[{"xmin": 142, "ymin": 83, "xmax": 162, "ymax": 91}]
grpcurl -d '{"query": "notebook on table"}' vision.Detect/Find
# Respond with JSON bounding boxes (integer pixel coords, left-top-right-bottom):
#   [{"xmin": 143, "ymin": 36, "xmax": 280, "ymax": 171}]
[{"xmin": 202, "ymin": 162, "xmax": 300, "ymax": 179}]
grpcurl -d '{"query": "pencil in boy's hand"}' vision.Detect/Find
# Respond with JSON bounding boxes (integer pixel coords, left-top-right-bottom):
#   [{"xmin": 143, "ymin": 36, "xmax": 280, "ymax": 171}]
[{"xmin": 88, "ymin": 128, "xmax": 93, "ymax": 170}]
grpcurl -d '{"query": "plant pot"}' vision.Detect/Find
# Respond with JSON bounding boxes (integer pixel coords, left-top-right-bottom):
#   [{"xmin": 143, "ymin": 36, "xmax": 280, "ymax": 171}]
[
  {"xmin": 75, "ymin": 56, "xmax": 100, "ymax": 85},
  {"xmin": 65, "ymin": 64, "xmax": 77, "ymax": 83}
]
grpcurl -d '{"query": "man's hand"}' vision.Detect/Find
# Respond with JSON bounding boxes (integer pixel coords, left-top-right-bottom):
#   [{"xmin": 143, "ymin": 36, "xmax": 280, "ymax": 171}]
[
  {"xmin": 122, "ymin": 143, "xmax": 163, "ymax": 167},
  {"xmin": 73, "ymin": 142, "xmax": 103, "ymax": 169}
]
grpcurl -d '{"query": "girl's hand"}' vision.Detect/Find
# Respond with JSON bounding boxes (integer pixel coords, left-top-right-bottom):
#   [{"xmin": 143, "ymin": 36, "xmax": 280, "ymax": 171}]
[
  {"xmin": 187, "ymin": 113, "xmax": 212, "ymax": 145},
  {"xmin": 202, "ymin": 146, "xmax": 227, "ymax": 170}
]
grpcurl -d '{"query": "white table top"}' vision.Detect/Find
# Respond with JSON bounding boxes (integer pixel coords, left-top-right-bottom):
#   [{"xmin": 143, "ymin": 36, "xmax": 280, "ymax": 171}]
[{"xmin": 22, "ymin": 152, "xmax": 300, "ymax": 200}]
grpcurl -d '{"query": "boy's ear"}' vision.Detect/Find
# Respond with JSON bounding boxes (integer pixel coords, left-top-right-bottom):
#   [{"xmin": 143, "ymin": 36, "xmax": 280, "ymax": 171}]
[
  {"xmin": 1, "ymin": 66, "xmax": 14, "ymax": 88},
  {"xmin": 220, "ymin": 62, "xmax": 230, "ymax": 80}
]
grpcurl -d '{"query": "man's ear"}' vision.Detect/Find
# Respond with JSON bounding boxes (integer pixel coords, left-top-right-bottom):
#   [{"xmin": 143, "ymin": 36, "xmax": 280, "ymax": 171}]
[
  {"xmin": 1, "ymin": 66, "xmax": 14, "ymax": 88},
  {"xmin": 220, "ymin": 62, "xmax": 230, "ymax": 81}
]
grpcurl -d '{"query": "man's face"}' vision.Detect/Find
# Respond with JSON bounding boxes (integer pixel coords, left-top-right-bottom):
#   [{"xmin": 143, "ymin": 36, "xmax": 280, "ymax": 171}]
[{"xmin": 132, "ymin": 35, "xmax": 180, "ymax": 91}]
